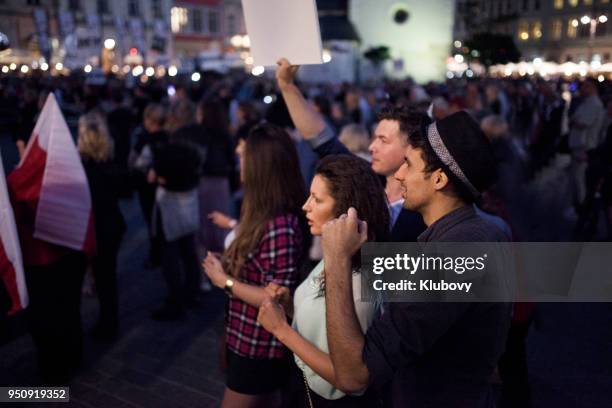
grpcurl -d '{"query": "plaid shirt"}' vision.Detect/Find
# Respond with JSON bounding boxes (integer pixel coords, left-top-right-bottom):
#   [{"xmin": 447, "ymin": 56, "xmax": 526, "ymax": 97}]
[{"xmin": 226, "ymin": 213, "xmax": 304, "ymax": 359}]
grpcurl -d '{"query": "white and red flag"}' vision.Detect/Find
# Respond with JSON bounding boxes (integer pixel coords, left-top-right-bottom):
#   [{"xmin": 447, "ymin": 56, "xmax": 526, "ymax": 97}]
[
  {"xmin": 7, "ymin": 93, "xmax": 95, "ymax": 268},
  {"xmin": 0, "ymin": 155, "xmax": 28, "ymax": 315}
]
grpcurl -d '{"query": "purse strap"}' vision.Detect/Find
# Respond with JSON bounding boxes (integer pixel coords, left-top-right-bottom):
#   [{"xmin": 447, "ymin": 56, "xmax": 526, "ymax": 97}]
[{"xmin": 302, "ymin": 370, "xmax": 314, "ymax": 408}]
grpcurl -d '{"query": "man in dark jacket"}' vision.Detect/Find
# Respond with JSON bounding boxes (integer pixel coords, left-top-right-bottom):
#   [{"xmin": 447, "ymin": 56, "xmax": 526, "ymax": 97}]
[
  {"xmin": 276, "ymin": 58, "xmax": 426, "ymax": 242},
  {"xmin": 321, "ymin": 111, "xmax": 511, "ymax": 407},
  {"xmin": 107, "ymin": 89, "xmax": 134, "ymax": 173}
]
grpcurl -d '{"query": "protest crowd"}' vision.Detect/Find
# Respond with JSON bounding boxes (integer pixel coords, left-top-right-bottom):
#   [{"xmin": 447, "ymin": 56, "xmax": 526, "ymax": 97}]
[{"xmin": 0, "ymin": 57, "xmax": 611, "ymax": 408}]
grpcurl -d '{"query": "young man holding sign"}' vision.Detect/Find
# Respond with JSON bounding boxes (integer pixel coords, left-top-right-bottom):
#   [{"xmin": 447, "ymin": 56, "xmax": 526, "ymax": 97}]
[{"xmin": 276, "ymin": 58, "xmax": 427, "ymax": 242}]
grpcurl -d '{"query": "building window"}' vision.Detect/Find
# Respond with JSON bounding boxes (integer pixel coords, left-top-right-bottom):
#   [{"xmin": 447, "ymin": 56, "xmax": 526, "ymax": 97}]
[
  {"xmin": 596, "ymin": 19, "xmax": 607, "ymax": 36},
  {"xmin": 551, "ymin": 19, "xmax": 563, "ymax": 39},
  {"xmin": 567, "ymin": 18, "xmax": 578, "ymax": 37},
  {"xmin": 532, "ymin": 20, "xmax": 543, "ymax": 39},
  {"xmin": 227, "ymin": 14, "xmax": 237, "ymax": 35},
  {"xmin": 209, "ymin": 10, "xmax": 219, "ymax": 34},
  {"xmin": 171, "ymin": 7, "xmax": 188, "ymax": 33},
  {"xmin": 522, "ymin": 0, "xmax": 529, "ymax": 11},
  {"xmin": 554, "ymin": 0, "xmax": 563, "ymax": 9},
  {"xmin": 27, "ymin": 0, "xmax": 40, "ymax": 5},
  {"xmin": 152, "ymin": 0, "xmax": 163, "ymax": 19},
  {"xmin": 583, "ymin": 0, "xmax": 592, "ymax": 4},
  {"xmin": 69, "ymin": 0, "xmax": 80, "ymax": 11},
  {"xmin": 568, "ymin": 0, "xmax": 578, "ymax": 6},
  {"xmin": 97, "ymin": 0, "xmax": 109, "ymax": 14},
  {"xmin": 192, "ymin": 9, "xmax": 202, "ymax": 33},
  {"xmin": 534, "ymin": 0, "xmax": 541, "ymax": 9},
  {"xmin": 128, "ymin": 0, "xmax": 140, "ymax": 17},
  {"xmin": 578, "ymin": 21, "xmax": 590, "ymax": 37},
  {"xmin": 518, "ymin": 20, "xmax": 530, "ymax": 40}
]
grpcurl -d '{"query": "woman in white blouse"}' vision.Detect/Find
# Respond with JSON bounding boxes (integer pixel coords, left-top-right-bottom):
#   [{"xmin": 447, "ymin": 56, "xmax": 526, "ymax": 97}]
[{"xmin": 257, "ymin": 155, "xmax": 390, "ymax": 407}]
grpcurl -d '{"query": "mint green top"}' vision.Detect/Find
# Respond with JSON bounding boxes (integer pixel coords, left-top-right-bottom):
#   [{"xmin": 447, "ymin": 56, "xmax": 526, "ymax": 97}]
[{"xmin": 292, "ymin": 261, "xmax": 376, "ymax": 400}]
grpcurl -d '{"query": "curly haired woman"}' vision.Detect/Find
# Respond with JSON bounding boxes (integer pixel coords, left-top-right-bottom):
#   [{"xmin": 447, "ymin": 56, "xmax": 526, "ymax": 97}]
[{"xmin": 257, "ymin": 155, "xmax": 390, "ymax": 407}]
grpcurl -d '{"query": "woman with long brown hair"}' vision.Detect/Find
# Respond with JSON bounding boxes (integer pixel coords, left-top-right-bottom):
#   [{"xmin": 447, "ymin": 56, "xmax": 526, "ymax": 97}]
[{"xmin": 203, "ymin": 124, "xmax": 308, "ymax": 408}]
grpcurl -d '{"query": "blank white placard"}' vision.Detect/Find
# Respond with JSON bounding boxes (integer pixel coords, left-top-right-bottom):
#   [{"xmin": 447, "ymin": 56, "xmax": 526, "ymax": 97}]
[{"xmin": 241, "ymin": 0, "xmax": 323, "ymax": 66}]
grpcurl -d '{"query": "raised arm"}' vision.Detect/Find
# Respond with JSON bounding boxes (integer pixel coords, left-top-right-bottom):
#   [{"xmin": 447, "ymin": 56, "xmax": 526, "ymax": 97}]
[
  {"xmin": 276, "ymin": 58, "xmax": 327, "ymax": 140},
  {"xmin": 322, "ymin": 209, "xmax": 370, "ymax": 393}
]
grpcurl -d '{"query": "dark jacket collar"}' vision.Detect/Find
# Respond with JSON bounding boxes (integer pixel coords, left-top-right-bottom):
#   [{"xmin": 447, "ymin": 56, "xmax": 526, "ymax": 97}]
[{"xmin": 418, "ymin": 205, "xmax": 476, "ymax": 242}]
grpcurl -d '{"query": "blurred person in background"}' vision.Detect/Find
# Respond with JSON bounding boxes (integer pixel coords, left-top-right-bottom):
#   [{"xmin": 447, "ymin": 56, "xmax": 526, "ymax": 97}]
[
  {"xmin": 130, "ymin": 103, "xmax": 169, "ymax": 268},
  {"xmin": 78, "ymin": 111, "xmax": 126, "ymax": 340},
  {"xmin": 569, "ymin": 78, "xmax": 606, "ymax": 210},
  {"xmin": 196, "ymin": 100, "xmax": 235, "ymax": 278},
  {"xmin": 531, "ymin": 82, "xmax": 565, "ymax": 173},
  {"xmin": 150, "ymin": 99, "xmax": 204, "ymax": 320},
  {"xmin": 430, "ymin": 96, "xmax": 450, "ymax": 121},
  {"xmin": 338, "ymin": 124, "xmax": 371, "ymax": 161},
  {"xmin": 107, "ymin": 88, "xmax": 135, "ymax": 196}
]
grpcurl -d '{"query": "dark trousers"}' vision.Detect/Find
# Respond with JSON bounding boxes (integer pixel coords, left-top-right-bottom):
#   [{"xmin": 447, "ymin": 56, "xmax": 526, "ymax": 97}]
[
  {"xmin": 25, "ymin": 253, "xmax": 86, "ymax": 384},
  {"xmin": 137, "ymin": 180, "xmax": 161, "ymax": 264},
  {"xmin": 160, "ymin": 230, "xmax": 201, "ymax": 310},
  {"xmin": 92, "ymin": 242, "xmax": 121, "ymax": 333}
]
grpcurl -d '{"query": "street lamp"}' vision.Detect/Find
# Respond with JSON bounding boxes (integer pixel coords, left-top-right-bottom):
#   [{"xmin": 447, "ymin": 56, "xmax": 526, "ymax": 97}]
[
  {"xmin": 132, "ymin": 65, "xmax": 144, "ymax": 76},
  {"xmin": 322, "ymin": 49, "xmax": 332, "ymax": 63},
  {"xmin": 251, "ymin": 65, "xmax": 264, "ymax": 76},
  {"xmin": 230, "ymin": 35, "xmax": 243, "ymax": 48},
  {"xmin": 581, "ymin": 14, "xmax": 608, "ymax": 62},
  {"xmin": 242, "ymin": 35, "xmax": 251, "ymax": 48},
  {"xmin": 104, "ymin": 38, "xmax": 116, "ymax": 50}
]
